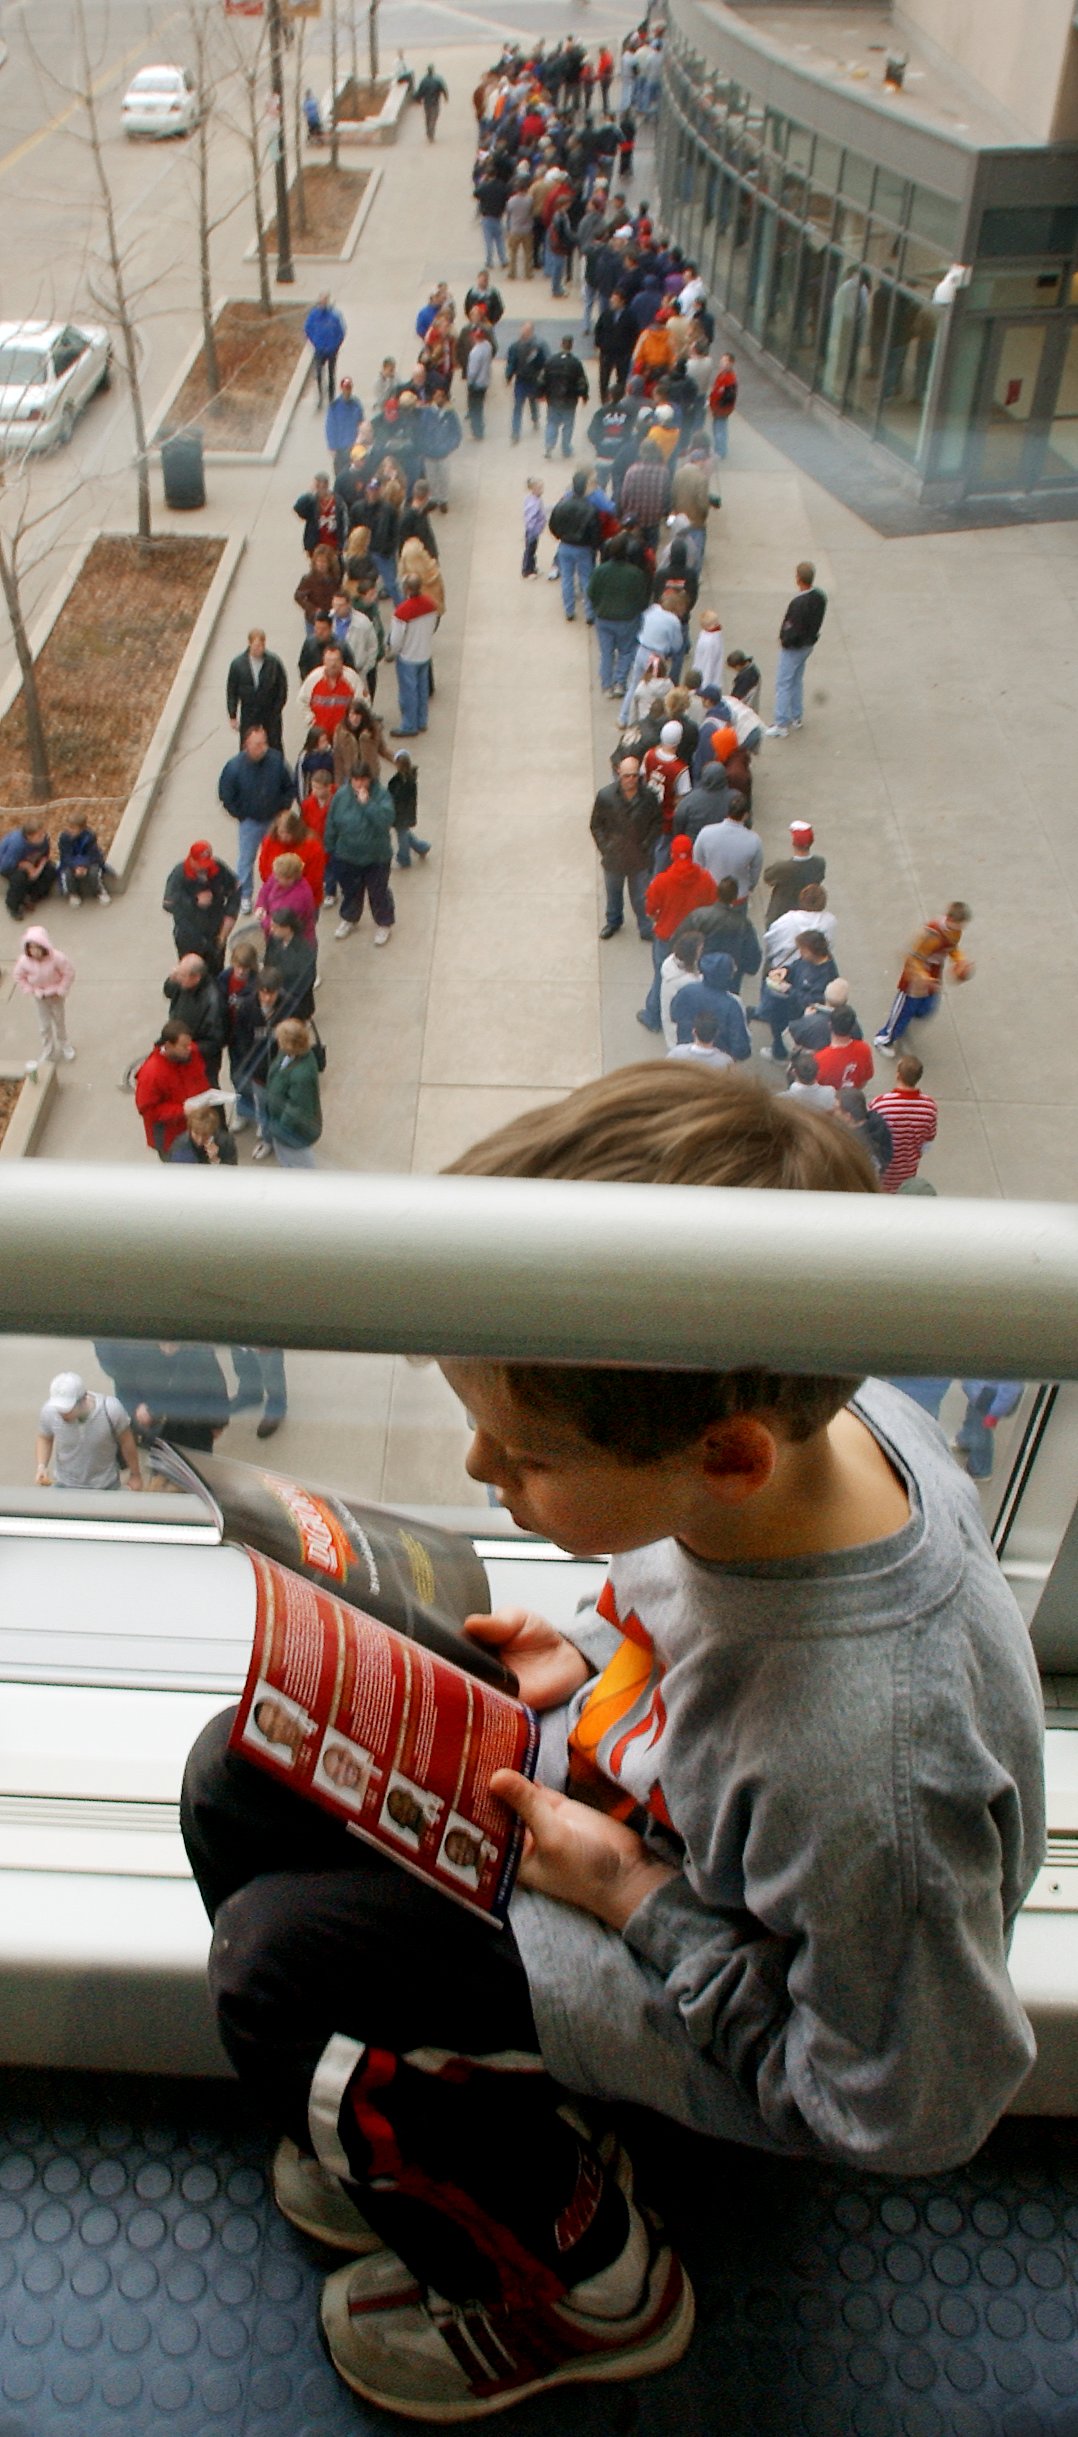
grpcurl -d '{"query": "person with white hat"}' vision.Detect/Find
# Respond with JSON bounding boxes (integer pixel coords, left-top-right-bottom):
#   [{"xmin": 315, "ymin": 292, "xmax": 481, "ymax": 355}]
[{"xmin": 35, "ymin": 1373, "xmax": 142, "ymax": 1493}]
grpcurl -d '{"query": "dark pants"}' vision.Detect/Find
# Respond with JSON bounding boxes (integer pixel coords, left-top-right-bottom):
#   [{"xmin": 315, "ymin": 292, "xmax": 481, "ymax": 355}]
[
  {"xmin": 312, "ymin": 347, "xmax": 340, "ymax": 403},
  {"xmin": 5, "ymin": 863, "xmax": 55, "ymax": 919},
  {"xmin": 229, "ymin": 1345, "xmax": 287, "ymax": 1421},
  {"xmin": 522, "ymin": 533, "xmax": 539, "ymax": 576},
  {"xmin": 334, "ymin": 856, "xmax": 395, "ymax": 928},
  {"xmin": 181, "ymin": 1711, "xmax": 625, "ymax": 2307},
  {"xmin": 466, "ymin": 383, "xmax": 487, "ymax": 439}
]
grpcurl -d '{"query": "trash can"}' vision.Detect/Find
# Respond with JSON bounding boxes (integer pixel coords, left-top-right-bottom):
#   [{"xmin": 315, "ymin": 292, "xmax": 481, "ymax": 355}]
[{"xmin": 161, "ymin": 427, "xmax": 206, "ymax": 511}]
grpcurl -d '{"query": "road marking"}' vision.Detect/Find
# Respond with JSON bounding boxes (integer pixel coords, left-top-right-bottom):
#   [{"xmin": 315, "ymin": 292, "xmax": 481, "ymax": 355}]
[{"xmin": 0, "ymin": 11, "xmax": 181, "ymax": 182}]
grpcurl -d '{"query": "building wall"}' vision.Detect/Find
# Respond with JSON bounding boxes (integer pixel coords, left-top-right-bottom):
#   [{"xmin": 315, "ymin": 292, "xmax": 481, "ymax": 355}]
[{"xmin": 896, "ymin": 0, "xmax": 1078, "ymax": 145}]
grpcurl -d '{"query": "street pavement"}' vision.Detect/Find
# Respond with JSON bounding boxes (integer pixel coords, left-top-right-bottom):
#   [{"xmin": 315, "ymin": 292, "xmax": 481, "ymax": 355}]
[{"xmin": 1, "ymin": 10, "xmax": 1077, "ymax": 1501}]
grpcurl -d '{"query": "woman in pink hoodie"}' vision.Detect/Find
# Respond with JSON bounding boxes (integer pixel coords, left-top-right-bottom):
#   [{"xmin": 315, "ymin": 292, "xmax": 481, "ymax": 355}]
[
  {"xmin": 255, "ymin": 852, "xmax": 317, "ymax": 947},
  {"xmin": 14, "ymin": 925, "xmax": 76, "ymax": 1070}
]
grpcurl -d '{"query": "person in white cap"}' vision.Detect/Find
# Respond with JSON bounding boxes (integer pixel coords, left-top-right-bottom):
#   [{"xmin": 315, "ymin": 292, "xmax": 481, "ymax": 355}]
[{"xmin": 35, "ymin": 1372, "xmax": 142, "ymax": 1493}]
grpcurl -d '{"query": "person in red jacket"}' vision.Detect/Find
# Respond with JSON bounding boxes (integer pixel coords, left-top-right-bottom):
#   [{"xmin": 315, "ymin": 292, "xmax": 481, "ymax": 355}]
[
  {"xmin": 709, "ymin": 352, "xmax": 737, "ymax": 460},
  {"xmin": 639, "ymin": 833, "xmax": 717, "ymax": 1032},
  {"xmin": 134, "ymin": 1022, "xmax": 210, "ymax": 1160}
]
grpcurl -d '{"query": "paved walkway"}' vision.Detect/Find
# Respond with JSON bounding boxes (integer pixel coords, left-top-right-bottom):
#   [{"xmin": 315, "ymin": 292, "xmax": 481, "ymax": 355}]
[{"xmin": 2, "ymin": 40, "xmax": 1078, "ymax": 1495}]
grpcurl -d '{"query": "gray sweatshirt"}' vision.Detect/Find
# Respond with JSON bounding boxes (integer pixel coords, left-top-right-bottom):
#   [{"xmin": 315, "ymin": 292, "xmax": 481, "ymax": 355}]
[
  {"xmin": 693, "ymin": 817, "xmax": 763, "ymax": 899},
  {"xmin": 510, "ymin": 1380, "xmax": 1045, "ymax": 2176}
]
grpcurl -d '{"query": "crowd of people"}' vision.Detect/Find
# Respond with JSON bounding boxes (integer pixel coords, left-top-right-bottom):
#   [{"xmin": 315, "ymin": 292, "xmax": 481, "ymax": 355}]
[{"xmin": 0, "ymin": 16, "xmax": 974, "ymax": 1206}]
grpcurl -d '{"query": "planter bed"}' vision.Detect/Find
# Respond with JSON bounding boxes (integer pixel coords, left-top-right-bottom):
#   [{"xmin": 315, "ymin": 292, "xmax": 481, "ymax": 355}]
[
  {"xmin": 289, "ymin": 162, "xmax": 374, "ymax": 257},
  {"xmin": 0, "ymin": 1064, "xmax": 56, "ymax": 1160},
  {"xmin": 0, "ymin": 534, "xmax": 225, "ymax": 862},
  {"xmin": 321, "ymin": 73, "xmax": 410, "ymax": 144},
  {"xmin": 164, "ymin": 300, "xmax": 311, "ymax": 456}
]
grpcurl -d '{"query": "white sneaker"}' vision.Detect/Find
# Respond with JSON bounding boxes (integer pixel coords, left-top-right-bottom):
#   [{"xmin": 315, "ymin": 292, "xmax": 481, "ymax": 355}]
[
  {"xmin": 252, "ymin": 1139, "xmax": 272, "ymax": 1161},
  {"xmin": 792, "ymin": 717, "xmax": 804, "ymax": 730},
  {"xmin": 97, "ymin": 886, "xmax": 112, "ymax": 905},
  {"xmin": 372, "ymin": 927, "xmax": 390, "ymax": 946},
  {"xmin": 60, "ymin": 1044, "xmax": 76, "ymax": 1062},
  {"xmin": 24, "ymin": 1059, "xmax": 39, "ymax": 1078},
  {"xmin": 874, "ymin": 1039, "xmax": 896, "ymax": 1058},
  {"xmin": 240, "ymin": 896, "xmax": 252, "ymax": 915},
  {"xmin": 334, "ymin": 919, "xmax": 357, "ymax": 940},
  {"xmin": 765, "ymin": 724, "xmax": 789, "ymax": 739},
  {"xmin": 272, "ymin": 2139, "xmax": 383, "ymax": 2255},
  {"xmin": 230, "ymin": 1112, "xmax": 251, "ymax": 1135}
]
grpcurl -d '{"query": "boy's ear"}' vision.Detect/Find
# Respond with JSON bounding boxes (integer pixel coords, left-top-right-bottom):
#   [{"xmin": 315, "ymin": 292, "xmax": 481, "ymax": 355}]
[{"xmin": 697, "ymin": 1416, "xmax": 778, "ymax": 1506}]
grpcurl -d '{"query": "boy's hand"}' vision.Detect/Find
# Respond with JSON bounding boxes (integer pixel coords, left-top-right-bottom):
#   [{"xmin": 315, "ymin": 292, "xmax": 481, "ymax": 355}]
[
  {"xmin": 464, "ymin": 1608, "xmax": 590, "ymax": 1710},
  {"xmin": 492, "ymin": 1770, "xmax": 676, "ymax": 1930}
]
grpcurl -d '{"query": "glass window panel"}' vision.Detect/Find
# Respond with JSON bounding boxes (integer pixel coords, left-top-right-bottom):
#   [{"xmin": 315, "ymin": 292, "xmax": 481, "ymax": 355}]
[
  {"xmin": 902, "ymin": 233, "xmax": 950, "ymax": 294},
  {"xmin": 873, "ymin": 167, "xmax": 908, "ymax": 226},
  {"xmin": 908, "ymin": 184, "xmax": 960, "ymax": 250},
  {"xmin": 1039, "ymin": 324, "xmax": 1078, "ymax": 479},
  {"xmin": 835, "ymin": 200, "xmax": 867, "ymax": 256},
  {"xmin": 763, "ymin": 106, "xmax": 787, "ymax": 156},
  {"xmin": 786, "ymin": 123, "xmax": 813, "ymax": 175},
  {"xmin": 864, "ymin": 220, "xmax": 904, "ymax": 276},
  {"xmin": 781, "ymin": 161, "xmax": 809, "ymax": 215},
  {"xmin": 935, "ymin": 318, "xmax": 989, "ymax": 476},
  {"xmin": 805, "ymin": 178, "xmax": 837, "ymax": 242},
  {"xmin": 839, "ymin": 149, "xmax": 874, "ymax": 203},
  {"xmin": 817, "ymin": 254, "xmax": 871, "ymax": 406},
  {"xmin": 788, "ymin": 227, "xmax": 830, "ymax": 385},
  {"xmin": 967, "ymin": 269, "xmax": 1063, "ymax": 311},
  {"xmin": 728, "ymin": 187, "xmax": 757, "ymax": 325},
  {"xmin": 813, "ymin": 136, "xmax": 840, "ymax": 192},
  {"xmin": 745, "ymin": 199, "xmax": 777, "ymax": 339},
  {"xmin": 709, "ymin": 171, "xmax": 740, "ymax": 305},
  {"xmin": 764, "ymin": 216, "xmax": 802, "ymax": 361},
  {"xmin": 847, "ymin": 276, "xmax": 893, "ymax": 430},
  {"xmin": 979, "ymin": 205, "xmax": 1078, "ymax": 260},
  {"xmin": 877, "ymin": 293, "xmax": 942, "ymax": 463}
]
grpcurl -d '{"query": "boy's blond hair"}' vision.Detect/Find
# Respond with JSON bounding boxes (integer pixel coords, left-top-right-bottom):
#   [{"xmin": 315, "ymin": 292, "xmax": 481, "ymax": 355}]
[{"xmin": 444, "ymin": 1067, "xmax": 877, "ymax": 1458}]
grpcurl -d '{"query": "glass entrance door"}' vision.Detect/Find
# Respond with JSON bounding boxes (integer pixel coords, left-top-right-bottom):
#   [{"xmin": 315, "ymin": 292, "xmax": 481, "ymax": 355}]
[{"xmin": 969, "ymin": 320, "xmax": 1052, "ymax": 488}]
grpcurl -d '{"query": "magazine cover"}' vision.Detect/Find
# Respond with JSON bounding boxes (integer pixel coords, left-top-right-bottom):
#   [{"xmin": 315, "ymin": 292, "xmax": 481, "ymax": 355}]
[
  {"xmin": 153, "ymin": 1442, "xmax": 513, "ymax": 1691},
  {"xmin": 229, "ymin": 1548, "xmax": 539, "ymax": 1926}
]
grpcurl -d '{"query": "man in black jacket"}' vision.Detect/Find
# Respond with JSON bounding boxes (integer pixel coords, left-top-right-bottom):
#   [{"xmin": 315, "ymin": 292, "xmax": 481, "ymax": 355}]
[
  {"xmin": 594, "ymin": 290, "xmax": 636, "ymax": 403},
  {"xmin": 162, "ymin": 954, "xmax": 227, "ymax": 1085},
  {"xmin": 218, "ymin": 729, "xmax": 296, "ymax": 912},
  {"xmin": 476, "ymin": 169, "xmax": 509, "ymax": 268},
  {"xmin": 163, "ymin": 842, "xmax": 241, "ymax": 969},
  {"xmin": 589, "ymin": 754, "xmax": 661, "ymax": 939},
  {"xmin": 538, "ymin": 334, "xmax": 589, "ymax": 459},
  {"xmin": 548, "ymin": 470, "xmax": 601, "ymax": 621},
  {"xmin": 504, "ymin": 324, "xmax": 547, "ymax": 442},
  {"xmin": 463, "ymin": 269, "xmax": 504, "ymax": 326},
  {"xmin": 225, "ymin": 629, "xmax": 288, "ymax": 750},
  {"xmin": 298, "ymin": 614, "xmax": 356, "ymax": 681},
  {"xmin": 769, "ymin": 560, "xmax": 828, "ymax": 738}
]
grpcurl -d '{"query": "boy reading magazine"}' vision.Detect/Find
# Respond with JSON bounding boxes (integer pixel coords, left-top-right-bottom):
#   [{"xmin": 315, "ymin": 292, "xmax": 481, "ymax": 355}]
[{"xmin": 182, "ymin": 1069, "xmax": 1045, "ymax": 2423}]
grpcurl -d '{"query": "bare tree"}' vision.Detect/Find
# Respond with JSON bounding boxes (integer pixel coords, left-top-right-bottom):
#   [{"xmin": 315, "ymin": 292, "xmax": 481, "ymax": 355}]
[
  {"xmin": 220, "ymin": 8, "xmax": 274, "ymax": 311},
  {"xmin": 291, "ymin": 11, "xmax": 309, "ymax": 239},
  {"xmin": 328, "ymin": 0, "xmax": 340, "ymax": 169},
  {"xmin": 55, "ymin": 0, "xmax": 156, "ymax": 539},
  {"xmin": 187, "ymin": 0, "xmax": 222, "ymax": 394},
  {"xmin": 0, "ymin": 527, "xmax": 50, "ymax": 801},
  {"xmin": 368, "ymin": 0, "xmax": 380, "ymax": 88}
]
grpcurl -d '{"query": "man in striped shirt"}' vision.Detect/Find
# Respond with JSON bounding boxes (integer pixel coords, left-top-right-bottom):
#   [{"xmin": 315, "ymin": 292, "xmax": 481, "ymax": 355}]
[{"xmin": 870, "ymin": 1056, "xmax": 938, "ymax": 1193}]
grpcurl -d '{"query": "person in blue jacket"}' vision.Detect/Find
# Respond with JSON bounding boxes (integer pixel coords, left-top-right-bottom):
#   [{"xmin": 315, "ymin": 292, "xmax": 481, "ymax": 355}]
[
  {"xmin": 669, "ymin": 948, "xmax": 751, "ymax": 1060},
  {"xmin": 304, "ymin": 294, "xmax": 346, "ymax": 405},
  {"xmin": 324, "ymin": 376, "xmax": 363, "ymax": 476}
]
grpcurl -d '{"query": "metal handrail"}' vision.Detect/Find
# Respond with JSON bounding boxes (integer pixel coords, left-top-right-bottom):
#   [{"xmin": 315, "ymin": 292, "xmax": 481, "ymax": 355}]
[{"xmin": 1, "ymin": 1164, "xmax": 1076, "ymax": 1376}]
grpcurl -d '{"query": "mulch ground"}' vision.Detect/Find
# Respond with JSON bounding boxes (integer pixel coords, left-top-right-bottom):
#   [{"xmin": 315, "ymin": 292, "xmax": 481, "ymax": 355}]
[
  {"xmin": 289, "ymin": 163, "xmax": 370, "ymax": 254},
  {"xmin": 334, "ymin": 78, "xmax": 389, "ymax": 122},
  {"xmin": 0, "ymin": 535, "xmax": 224, "ymax": 853},
  {"xmin": 168, "ymin": 300, "xmax": 310, "ymax": 453},
  {"xmin": 0, "ymin": 1078, "xmax": 21, "ymax": 1148}
]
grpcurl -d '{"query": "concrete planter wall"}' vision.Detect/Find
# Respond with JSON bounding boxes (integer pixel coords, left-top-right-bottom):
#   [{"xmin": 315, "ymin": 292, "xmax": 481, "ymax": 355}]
[
  {"xmin": 244, "ymin": 162, "xmax": 383, "ymax": 264},
  {"xmin": 147, "ymin": 300, "xmax": 314, "ymax": 467},
  {"xmin": 0, "ymin": 1062, "xmax": 57, "ymax": 1161},
  {"xmin": 319, "ymin": 74, "xmax": 410, "ymax": 145}
]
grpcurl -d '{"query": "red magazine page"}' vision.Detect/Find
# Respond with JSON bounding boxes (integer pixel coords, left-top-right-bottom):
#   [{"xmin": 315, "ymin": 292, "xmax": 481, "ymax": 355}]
[{"xmin": 229, "ymin": 1548, "xmax": 539, "ymax": 1926}]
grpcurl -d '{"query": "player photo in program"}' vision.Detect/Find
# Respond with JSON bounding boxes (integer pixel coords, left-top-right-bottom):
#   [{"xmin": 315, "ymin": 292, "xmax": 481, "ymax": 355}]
[
  {"xmin": 246, "ymin": 1685, "xmax": 317, "ymax": 1767},
  {"xmin": 315, "ymin": 1733, "xmax": 378, "ymax": 1810},
  {"xmin": 379, "ymin": 1771, "xmax": 443, "ymax": 1850},
  {"xmin": 437, "ymin": 1810, "xmax": 498, "ymax": 1888}
]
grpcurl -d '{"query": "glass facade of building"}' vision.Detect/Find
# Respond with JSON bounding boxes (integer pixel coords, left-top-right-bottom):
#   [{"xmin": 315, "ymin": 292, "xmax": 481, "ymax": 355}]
[{"xmin": 658, "ymin": 25, "xmax": 1078, "ymax": 496}]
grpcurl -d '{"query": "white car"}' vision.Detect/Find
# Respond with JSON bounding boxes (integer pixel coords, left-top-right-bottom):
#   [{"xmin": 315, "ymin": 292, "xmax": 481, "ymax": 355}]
[
  {"xmin": 0, "ymin": 321, "xmax": 111, "ymax": 453},
  {"xmin": 122, "ymin": 63, "xmax": 200, "ymax": 138}
]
